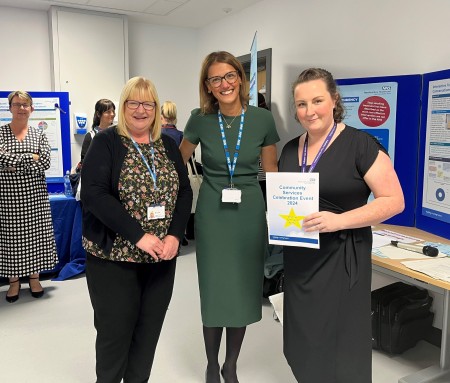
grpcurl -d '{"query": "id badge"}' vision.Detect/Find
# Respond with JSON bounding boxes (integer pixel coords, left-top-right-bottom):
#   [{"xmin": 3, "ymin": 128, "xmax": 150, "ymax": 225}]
[
  {"xmin": 148, "ymin": 204, "xmax": 165, "ymax": 220},
  {"xmin": 222, "ymin": 188, "xmax": 242, "ymax": 203}
]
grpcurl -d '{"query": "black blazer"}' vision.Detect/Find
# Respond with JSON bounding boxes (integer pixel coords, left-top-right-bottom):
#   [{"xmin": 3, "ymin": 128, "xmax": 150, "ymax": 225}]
[{"xmin": 81, "ymin": 126, "xmax": 192, "ymax": 257}]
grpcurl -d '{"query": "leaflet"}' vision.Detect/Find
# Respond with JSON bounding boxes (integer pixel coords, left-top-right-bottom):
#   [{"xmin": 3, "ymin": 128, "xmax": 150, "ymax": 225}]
[{"xmin": 266, "ymin": 172, "xmax": 319, "ymax": 249}]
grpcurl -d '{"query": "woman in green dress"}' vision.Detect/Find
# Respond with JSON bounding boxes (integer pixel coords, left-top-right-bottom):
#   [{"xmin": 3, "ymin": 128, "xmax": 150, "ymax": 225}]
[{"xmin": 180, "ymin": 51, "xmax": 279, "ymax": 383}]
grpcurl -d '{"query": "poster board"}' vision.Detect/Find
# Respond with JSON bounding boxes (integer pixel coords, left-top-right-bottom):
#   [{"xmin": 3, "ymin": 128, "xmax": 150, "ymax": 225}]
[
  {"xmin": 416, "ymin": 69, "xmax": 450, "ymax": 240},
  {"xmin": 0, "ymin": 91, "xmax": 71, "ymax": 193},
  {"xmin": 336, "ymin": 75, "xmax": 422, "ymax": 227}
]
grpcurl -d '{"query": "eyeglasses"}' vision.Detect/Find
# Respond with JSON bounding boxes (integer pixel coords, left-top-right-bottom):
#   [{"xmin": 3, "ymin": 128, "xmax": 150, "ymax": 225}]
[
  {"xmin": 126, "ymin": 100, "xmax": 156, "ymax": 111},
  {"xmin": 11, "ymin": 103, "xmax": 31, "ymax": 109},
  {"xmin": 206, "ymin": 71, "xmax": 239, "ymax": 88}
]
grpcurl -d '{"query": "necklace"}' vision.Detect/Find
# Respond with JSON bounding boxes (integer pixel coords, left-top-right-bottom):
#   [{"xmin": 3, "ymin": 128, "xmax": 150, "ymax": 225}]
[{"xmin": 222, "ymin": 114, "xmax": 239, "ymax": 129}]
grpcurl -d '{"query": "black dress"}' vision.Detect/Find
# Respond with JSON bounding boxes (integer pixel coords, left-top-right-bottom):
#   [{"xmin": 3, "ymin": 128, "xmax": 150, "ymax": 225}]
[{"xmin": 278, "ymin": 126, "xmax": 383, "ymax": 383}]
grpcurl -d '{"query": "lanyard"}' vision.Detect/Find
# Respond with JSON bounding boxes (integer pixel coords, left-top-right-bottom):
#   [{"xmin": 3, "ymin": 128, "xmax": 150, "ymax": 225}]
[
  {"xmin": 130, "ymin": 136, "xmax": 158, "ymax": 190},
  {"xmin": 218, "ymin": 108, "xmax": 245, "ymax": 186},
  {"xmin": 301, "ymin": 121, "xmax": 337, "ymax": 173}
]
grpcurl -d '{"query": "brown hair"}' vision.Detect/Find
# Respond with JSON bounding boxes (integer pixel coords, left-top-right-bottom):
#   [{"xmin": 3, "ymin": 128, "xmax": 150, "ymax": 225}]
[
  {"xmin": 8, "ymin": 90, "xmax": 33, "ymax": 107},
  {"xmin": 199, "ymin": 51, "xmax": 249, "ymax": 114},
  {"xmin": 291, "ymin": 68, "xmax": 345, "ymax": 123}
]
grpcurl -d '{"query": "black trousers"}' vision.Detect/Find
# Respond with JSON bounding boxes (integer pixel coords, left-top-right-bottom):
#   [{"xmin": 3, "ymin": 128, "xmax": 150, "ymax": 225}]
[{"xmin": 86, "ymin": 254, "xmax": 176, "ymax": 383}]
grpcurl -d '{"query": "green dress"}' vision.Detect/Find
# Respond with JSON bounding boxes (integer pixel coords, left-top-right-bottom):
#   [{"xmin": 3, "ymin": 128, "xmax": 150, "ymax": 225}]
[{"xmin": 184, "ymin": 105, "xmax": 279, "ymax": 327}]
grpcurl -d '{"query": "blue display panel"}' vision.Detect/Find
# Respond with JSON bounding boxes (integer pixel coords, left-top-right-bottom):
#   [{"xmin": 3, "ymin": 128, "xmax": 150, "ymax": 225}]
[
  {"xmin": 0, "ymin": 91, "xmax": 71, "ymax": 193},
  {"xmin": 337, "ymin": 75, "xmax": 422, "ymax": 227},
  {"xmin": 416, "ymin": 69, "xmax": 450, "ymax": 240}
]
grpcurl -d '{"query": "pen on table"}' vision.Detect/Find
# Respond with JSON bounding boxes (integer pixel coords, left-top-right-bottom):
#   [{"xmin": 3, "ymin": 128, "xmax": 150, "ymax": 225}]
[{"xmin": 390, "ymin": 240, "xmax": 439, "ymax": 257}]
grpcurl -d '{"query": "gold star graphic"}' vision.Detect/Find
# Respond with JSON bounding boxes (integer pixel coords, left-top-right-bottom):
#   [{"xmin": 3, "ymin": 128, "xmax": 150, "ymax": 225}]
[{"xmin": 279, "ymin": 208, "xmax": 305, "ymax": 229}]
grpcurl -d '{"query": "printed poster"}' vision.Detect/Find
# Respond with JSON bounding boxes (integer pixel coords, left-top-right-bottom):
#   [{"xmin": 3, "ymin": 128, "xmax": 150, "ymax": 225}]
[
  {"xmin": 266, "ymin": 172, "xmax": 319, "ymax": 249},
  {"xmin": 421, "ymin": 78, "xmax": 450, "ymax": 224}
]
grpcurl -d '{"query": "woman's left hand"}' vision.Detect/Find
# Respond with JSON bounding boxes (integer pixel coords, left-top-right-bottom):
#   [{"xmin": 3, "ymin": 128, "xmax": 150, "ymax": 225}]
[
  {"xmin": 159, "ymin": 235, "xmax": 180, "ymax": 260},
  {"xmin": 302, "ymin": 211, "xmax": 342, "ymax": 233}
]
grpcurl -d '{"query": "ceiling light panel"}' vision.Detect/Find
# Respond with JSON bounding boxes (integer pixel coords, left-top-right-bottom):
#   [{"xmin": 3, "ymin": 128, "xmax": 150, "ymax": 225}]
[
  {"xmin": 144, "ymin": 0, "xmax": 187, "ymax": 15},
  {"xmin": 87, "ymin": 0, "xmax": 157, "ymax": 12}
]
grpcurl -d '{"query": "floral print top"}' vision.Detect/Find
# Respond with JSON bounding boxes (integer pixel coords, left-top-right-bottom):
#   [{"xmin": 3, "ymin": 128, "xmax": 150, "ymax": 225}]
[{"xmin": 83, "ymin": 135, "xmax": 179, "ymax": 263}]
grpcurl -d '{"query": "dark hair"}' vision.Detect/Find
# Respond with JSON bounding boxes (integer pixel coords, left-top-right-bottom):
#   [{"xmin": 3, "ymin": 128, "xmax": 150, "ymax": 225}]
[
  {"xmin": 258, "ymin": 92, "xmax": 269, "ymax": 110},
  {"xmin": 199, "ymin": 51, "xmax": 249, "ymax": 114},
  {"xmin": 92, "ymin": 99, "xmax": 115, "ymax": 128},
  {"xmin": 291, "ymin": 68, "xmax": 345, "ymax": 123}
]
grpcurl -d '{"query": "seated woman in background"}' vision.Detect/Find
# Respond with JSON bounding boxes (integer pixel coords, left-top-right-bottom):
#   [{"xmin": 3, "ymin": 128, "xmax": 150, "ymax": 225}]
[{"xmin": 161, "ymin": 100, "xmax": 183, "ymax": 146}]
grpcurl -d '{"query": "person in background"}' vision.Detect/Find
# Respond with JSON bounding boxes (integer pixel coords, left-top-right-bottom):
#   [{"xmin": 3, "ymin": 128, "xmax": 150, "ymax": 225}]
[
  {"xmin": 179, "ymin": 51, "xmax": 279, "ymax": 383},
  {"xmin": 80, "ymin": 98, "xmax": 116, "ymax": 163},
  {"xmin": 161, "ymin": 100, "xmax": 191, "ymax": 245},
  {"xmin": 161, "ymin": 100, "xmax": 183, "ymax": 146},
  {"xmin": 0, "ymin": 91, "xmax": 57, "ymax": 302},
  {"xmin": 81, "ymin": 77, "xmax": 192, "ymax": 382},
  {"xmin": 278, "ymin": 68, "xmax": 405, "ymax": 382}
]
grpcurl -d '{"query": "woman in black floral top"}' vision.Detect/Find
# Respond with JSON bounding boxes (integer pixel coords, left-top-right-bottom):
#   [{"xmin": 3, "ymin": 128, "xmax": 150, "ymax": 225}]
[{"xmin": 81, "ymin": 77, "xmax": 192, "ymax": 383}]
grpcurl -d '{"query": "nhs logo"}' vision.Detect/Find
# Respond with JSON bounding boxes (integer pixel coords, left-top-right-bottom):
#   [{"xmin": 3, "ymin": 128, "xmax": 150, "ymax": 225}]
[
  {"xmin": 382, "ymin": 86, "xmax": 391, "ymax": 91},
  {"xmin": 75, "ymin": 115, "xmax": 87, "ymax": 128}
]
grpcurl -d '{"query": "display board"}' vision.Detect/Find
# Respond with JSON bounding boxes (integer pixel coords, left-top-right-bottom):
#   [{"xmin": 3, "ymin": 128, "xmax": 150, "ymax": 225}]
[
  {"xmin": 0, "ymin": 91, "xmax": 71, "ymax": 193},
  {"xmin": 416, "ymin": 69, "xmax": 450, "ymax": 239},
  {"xmin": 336, "ymin": 74, "xmax": 422, "ymax": 226}
]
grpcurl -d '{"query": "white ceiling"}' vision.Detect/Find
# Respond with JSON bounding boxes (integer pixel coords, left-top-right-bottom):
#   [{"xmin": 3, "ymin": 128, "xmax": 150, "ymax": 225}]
[{"xmin": 0, "ymin": 0, "xmax": 262, "ymax": 28}]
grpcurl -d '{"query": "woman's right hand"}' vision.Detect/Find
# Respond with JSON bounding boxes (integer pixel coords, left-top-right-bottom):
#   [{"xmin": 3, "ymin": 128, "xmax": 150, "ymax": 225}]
[{"xmin": 136, "ymin": 233, "xmax": 164, "ymax": 261}]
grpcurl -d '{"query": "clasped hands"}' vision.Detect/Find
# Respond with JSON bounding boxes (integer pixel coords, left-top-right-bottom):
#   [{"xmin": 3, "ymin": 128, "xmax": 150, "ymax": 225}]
[{"xmin": 136, "ymin": 233, "xmax": 179, "ymax": 261}]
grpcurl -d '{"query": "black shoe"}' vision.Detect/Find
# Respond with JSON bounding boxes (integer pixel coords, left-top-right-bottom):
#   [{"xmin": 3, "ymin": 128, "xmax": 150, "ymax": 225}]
[
  {"xmin": 28, "ymin": 276, "xmax": 44, "ymax": 298},
  {"xmin": 6, "ymin": 279, "xmax": 20, "ymax": 303}
]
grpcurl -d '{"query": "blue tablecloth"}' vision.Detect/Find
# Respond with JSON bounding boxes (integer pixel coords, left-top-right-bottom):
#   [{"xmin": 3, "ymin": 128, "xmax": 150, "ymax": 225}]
[{"xmin": 47, "ymin": 194, "xmax": 86, "ymax": 280}]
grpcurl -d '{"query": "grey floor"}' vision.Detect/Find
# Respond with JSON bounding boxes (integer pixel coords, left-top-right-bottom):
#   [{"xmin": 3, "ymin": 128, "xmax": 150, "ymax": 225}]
[{"xmin": 0, "ymin": 241, "xmax": 442, "ymax": 382}]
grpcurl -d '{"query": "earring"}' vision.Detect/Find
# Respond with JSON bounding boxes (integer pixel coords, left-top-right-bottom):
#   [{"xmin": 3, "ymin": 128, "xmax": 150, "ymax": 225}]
[{"xmin": 208, "ymin": 90, "xmax": 211, "ymax": 94}]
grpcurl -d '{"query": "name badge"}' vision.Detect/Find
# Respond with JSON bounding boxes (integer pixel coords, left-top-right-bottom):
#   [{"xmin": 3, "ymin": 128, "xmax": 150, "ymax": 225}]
[
  {"xmin": 148, "ymin": 204, "xmax": 165, "ymax": 220},
  {"xmin": 222, "ymin": 188, "xmax": 241, "ymax": 203}
]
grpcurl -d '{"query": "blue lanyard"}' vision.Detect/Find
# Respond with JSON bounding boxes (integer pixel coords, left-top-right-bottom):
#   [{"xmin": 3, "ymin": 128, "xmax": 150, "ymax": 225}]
[
  {"xmin": 130, "ymin": 136, "xmax": 158, "ymax": 190},
  {"xmin": 218, "ymin": 108, "xmax": 245, "ymax": 186},
  {"xmin": 301, "ymin": 122, "xmax": 337, "ymax": 173}
]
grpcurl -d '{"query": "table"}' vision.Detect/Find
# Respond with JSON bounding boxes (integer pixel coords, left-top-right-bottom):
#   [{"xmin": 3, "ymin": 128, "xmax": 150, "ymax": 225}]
[
  {"xmin": 373, "ymin": 224, "xmax": 450, "ymax": 383},
  {"xmin": 47, "ymin": 194, "xmax": 85, "ymax": 280}
]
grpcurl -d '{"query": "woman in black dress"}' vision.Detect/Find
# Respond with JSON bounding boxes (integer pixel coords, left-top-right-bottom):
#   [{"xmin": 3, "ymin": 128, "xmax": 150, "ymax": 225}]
[{"xmin": 278, "ymin": 68, "xmax": 405, "ymax": 383}]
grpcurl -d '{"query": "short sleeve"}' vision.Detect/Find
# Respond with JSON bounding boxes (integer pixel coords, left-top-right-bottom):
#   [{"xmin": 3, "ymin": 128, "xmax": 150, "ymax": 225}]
[
  {"xmin": 260, "ymin": 108, "xmax": 280, "ymax": 147},
  {"xmin": 183, "ymin": 108, "xmax": 202, "ymax": 145},
  {"xmin": 355, "ymin": 130, "xmax": 385, "ymax": 177}
]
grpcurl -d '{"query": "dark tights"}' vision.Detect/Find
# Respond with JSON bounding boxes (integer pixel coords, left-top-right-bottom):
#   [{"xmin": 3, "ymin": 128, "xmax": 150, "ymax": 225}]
[{"xmin": 203, "ymin": 326, "xmax": 246, "ymax": 383}]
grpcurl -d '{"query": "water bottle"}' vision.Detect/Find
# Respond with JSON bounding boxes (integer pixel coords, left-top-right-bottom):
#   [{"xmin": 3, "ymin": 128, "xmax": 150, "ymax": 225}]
[{"xmin": 64, "ymin": 170, "xmax": 72, "ymax": 197}]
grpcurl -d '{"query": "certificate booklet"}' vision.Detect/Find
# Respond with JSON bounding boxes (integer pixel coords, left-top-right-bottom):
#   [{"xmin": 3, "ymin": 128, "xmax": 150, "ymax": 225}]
[{"xmin": 266, "ymin": 172, "xmax": 320, "ymax": 249}]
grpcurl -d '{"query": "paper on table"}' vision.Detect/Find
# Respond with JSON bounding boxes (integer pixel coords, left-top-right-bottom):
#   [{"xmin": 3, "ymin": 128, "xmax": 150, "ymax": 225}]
[
  {"xmin": 373, "ymin": 244, "xmax": 446, "ymax": 260},
  {"xmin": 401, "ymin": 258, "xmax": 450, "ymax": 283},
  {"xmin": 372, "ymin": 229, "xmax": 423, "ymax": 249}
]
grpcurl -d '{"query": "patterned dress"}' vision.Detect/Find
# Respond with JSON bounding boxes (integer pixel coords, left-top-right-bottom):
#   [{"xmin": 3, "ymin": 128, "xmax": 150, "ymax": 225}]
[{"xmin": 0, "ymin": 124, "xmax": 57, "ymax": 277}]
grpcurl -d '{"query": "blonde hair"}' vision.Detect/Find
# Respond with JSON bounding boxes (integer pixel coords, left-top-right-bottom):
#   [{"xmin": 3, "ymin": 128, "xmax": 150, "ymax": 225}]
[
  {"xmin": 199, "ymin": 51, "xmax": 249, "ymax": 114},
  {"xmin": 161, "ymin": 101, "xmax": 177, "ymax": 125},
  {"xmin": 117, "ymin": 77, "xmax": 161, "ymax": 140},
  {"xmin": 8, "ymin": 90, "xmax": 33, "ymax": 107}
]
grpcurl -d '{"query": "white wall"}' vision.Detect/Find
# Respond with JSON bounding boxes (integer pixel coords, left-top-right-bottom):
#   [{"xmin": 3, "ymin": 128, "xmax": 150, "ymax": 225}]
[
  {"xmin": 197, "ymin": 0, "xmax": 450, "ymax": 148},
  {"xmin": 0, "ymin": 7, "xmax": 51, "ymax": 90},
  {"xmin": 128, "ymin": 22, "xmax": 199, "ymax": 134}
]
